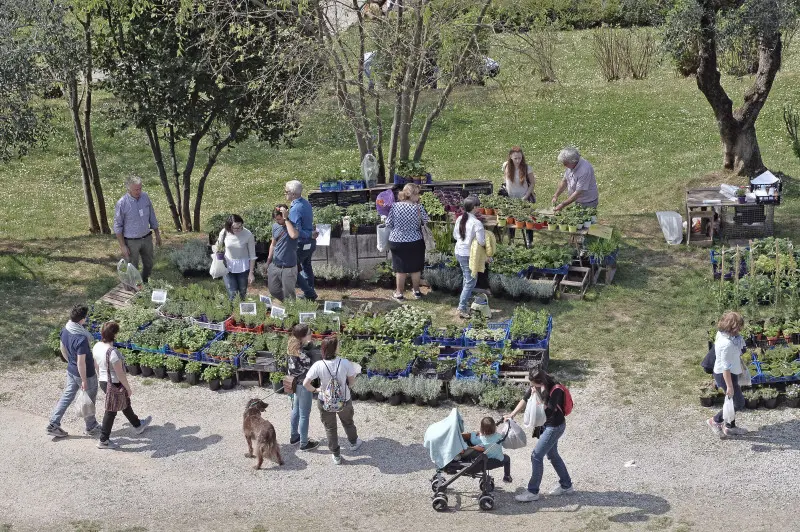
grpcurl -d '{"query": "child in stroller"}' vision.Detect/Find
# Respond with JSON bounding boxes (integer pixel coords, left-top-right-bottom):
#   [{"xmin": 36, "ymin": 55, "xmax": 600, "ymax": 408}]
[{"xmin": 424, "ymin": 409, "xmax": 512, "ymax": 512}]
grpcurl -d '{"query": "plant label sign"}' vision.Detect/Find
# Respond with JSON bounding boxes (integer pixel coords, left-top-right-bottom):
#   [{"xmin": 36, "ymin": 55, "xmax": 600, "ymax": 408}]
[
  {"xmin": 151, "ymin": 290, "xmax": 167, "ymax": 304},
  {"xmin": 588, "ymin": 224, "xmax": 614, "ymax": 239},
  {"xmin": 270, "ymin": 306, "xmax": 286, "ymax": 318},
  {"xmin": 323, "ymin": 301, "xmax": 342, "ymax": 314},
  {"xmin": 316, "ymin": 224, "xmax": 331, "ymax": 247},
  {"xmin": 239, "ymin": 302, "xmax": 257, "ymax": 315},
  {"xmin": 259, "ymin": 295, "xmax": 272, "ymax": 308},
  {"xmin": 299, "ymin": 312, "xmax": 317, "ymax": 324}
]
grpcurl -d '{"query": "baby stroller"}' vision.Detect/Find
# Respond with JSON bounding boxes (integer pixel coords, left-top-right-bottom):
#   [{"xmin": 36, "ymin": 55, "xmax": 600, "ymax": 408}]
[{"xmin": 423, "ymin": 408, "xmax": 512, "ymax": 512}]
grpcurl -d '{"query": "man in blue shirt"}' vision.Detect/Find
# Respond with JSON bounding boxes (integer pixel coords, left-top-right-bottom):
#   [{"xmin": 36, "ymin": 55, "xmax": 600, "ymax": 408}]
[
  {"xmin": 267, "ymin": 204, "xmax": 299, "ymax": 301},
  {"xmin": 114, "ymin": 175, "xmax": 162, "ymax": 283},
  {"xmin": 46, "ymin": 305, "xmax": 100, "ymax": 438},
  {"xmin": 284, "ymin": 180, "xmax": 318, "ymax": 300}
]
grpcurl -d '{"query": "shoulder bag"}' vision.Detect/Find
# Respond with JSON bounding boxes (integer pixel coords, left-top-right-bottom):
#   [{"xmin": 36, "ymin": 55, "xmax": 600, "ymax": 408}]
[
  {"xmin": 104, "ymin": 348, "xmax": 129, "ymax": 412},
  {"xmin": 417, "ymin": 205, "xmax": 436, "ymax": 251}
]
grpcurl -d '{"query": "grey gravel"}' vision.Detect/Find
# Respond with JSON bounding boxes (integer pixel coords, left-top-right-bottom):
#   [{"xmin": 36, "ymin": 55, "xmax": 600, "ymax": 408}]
[{"xmin": 0, "ymin": 364, "xmax": 798, "ymax": 531}]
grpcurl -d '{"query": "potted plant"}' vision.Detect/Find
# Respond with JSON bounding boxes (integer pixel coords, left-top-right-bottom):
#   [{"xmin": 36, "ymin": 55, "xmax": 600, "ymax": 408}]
[
  {"xmin": 396, "ymin": 160, "xmax": 429, "ymax": 184},
  {"xmin": 165, "ymin": 356, "xmax": 184, "ymax": 383},
  {"xmin": 743, "ymin": 388, "xmax": 760, "ymax": 409},
  {"xmin": 150, "ymin": 354, "xmax": 168, "ymax": 379},
  {"xmin": 735, "ymin": 187, "xmax": 747, "ymax": 203},
  {"xmin": 138, "ymin": 353, "xmax": 156, "ymax": 377},
  {"xmin": 449, "ymin": 379, "xmax": 487, "ymax": 405},
  {"xmin": 202, "ymin": 365, "xmax": 221, "ymax": 391},
  {"xmin": 760, "ymin": 387, "xmax": 779, "ymax": 408},
  {"xmin": 351, "ymin": 375, "xmax": 371, "ymax": 401},
  {"xmin": 699, "ymin": 384, "xmax": 715, "ymax": 407},
  {"xmin": 764, "ymin": 325, "xmax": 781, "ymax": 346},
  {"xmin": 383, "ymin": 378, "xmax": 404, "ymax": 406},
  {"xmin": 124, "ymin": 350, "xmax": 141, "ymax": 375},
  {"xmin": 270, "ymin": 371, "xmax": 285, "ymax": 393},
  {"xmin": 185, "ymin": 361, "xmax": 203, "ymax": 385},
  {"xmin": 314, "ymin": 204, "xmax": 344, "ymax": 237},
  {"xmin": 401, "ymin": 376, "xmax": 422, "ymax": 405},
  {"xmin": 218, "ymin": 362, "xmax": 236, "ymax": 390},
  {"xmin": 785, "ymin": 384, "xmax": 800, "ymax": 408},
  {"xmin": 421, "ymin": 378, "xmax": 443, "ymax": 407},
  {"xmin": 370, "ymin": 376, "xmax": 388, "ymax": 402}
]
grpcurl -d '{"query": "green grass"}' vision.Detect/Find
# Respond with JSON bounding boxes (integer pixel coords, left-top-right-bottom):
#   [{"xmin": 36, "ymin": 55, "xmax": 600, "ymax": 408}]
[{"xmin": 1, "ymin": 29, "xmax": 798, "ymax": 402}]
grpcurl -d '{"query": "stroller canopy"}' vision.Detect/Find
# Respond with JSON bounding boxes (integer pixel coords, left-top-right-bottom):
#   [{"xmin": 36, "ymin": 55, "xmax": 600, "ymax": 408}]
[{"xmin": 423, "ymin": 408, "xmax": 469, "ymax": 469}]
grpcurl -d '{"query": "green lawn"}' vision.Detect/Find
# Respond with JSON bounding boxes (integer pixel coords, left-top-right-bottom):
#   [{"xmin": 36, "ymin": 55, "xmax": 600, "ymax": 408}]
[{"xmin": 1, "ymin": 29, "xmax": 797, "ymax": 402}]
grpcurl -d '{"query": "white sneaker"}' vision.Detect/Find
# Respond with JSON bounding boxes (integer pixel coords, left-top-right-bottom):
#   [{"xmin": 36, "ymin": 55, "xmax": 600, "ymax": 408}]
[
  {"xmin": 549, "ymin": 484, "xmax": 575, "ymax": 496},
  {"xmin": 332, "ymin": 454, "xmax": 342, "ymax": 465},
  {"xmin": 706, "ymin": 417, "xmax": 724, "ymax": 438},
  {"xmin": 134, "ymin": 416, "xmax": 152, "ymax": 435},
  {"xmin": 97, "ymin": 439, "xmax": 119, "ymax": 450},
  {"xmin": 349, "ymin": 438, "xmax": 364, "ymax": 452},
  {"xmin": 515, "ymin": 491, "xmax": 540, "ymax": 503}
]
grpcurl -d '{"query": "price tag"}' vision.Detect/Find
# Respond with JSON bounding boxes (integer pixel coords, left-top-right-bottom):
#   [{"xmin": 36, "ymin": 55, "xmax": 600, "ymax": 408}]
[
  {"xmin": 587, "ymin": 224, "xmax": 614, "ymax": 239},
  {"xmin": 270, "ymin": 306, "xmax": 286, "ymax": 318},
  {"xmin": 239, "ymin": 302, "xmax": 257, "ymax": 315},
  {"xmin": 259, "ymin": 295, "xmax": 272, "ymax": 308},
  {"xmin": 151, "ymin": 290, "xmax": 167, "ymax": 304},
  {"xmin": 323, "ymin": 301, "xmax": 342, "ymax": 314},
  {"xmin": 299, "ymin": 312, "xmax": 317, "ymax": 324}
]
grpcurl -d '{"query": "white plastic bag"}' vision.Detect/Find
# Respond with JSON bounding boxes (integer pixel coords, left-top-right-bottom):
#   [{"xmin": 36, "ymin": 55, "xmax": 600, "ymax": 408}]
[
  {"xmin": 722, "ymin": 396, "xmax": 736, "ymax": 424},
  {"xmin": 738, "ymin": 366, "xmax": 751, "ymax": 387},
  {"xmin": 117, "ymin": 259, "xmax": 144, "ymax": 289},
  {"xmin": 377, "ymin": 224, "xmax": 389, "ymax": 252},
  {"xmin": 361, "ymin": 153, "xmax": 379, "ymax": 188},
  {"xmin": 74, "ymin": 389, "xmax": 95, "ymax": 419},
  {"xmin": 209, "ymin": 254, "xmax": 229, "ymax": 279},
  {"xmin": 655, "ymin": 211, "xmax": 683, "ymax": 245},
  {"xmin": 523, "ymin": 390, "xmax": 546, "ymax": 428},
  {"xmin": 500, "ymin": 419, "xmax": 527, "ymax": 449}
]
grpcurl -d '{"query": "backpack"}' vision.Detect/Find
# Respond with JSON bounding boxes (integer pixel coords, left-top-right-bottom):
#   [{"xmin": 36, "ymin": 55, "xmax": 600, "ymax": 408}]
[
  {"xmin": 321, "ymin": 359, "xmax": 346, "ymax": 412},
  {"xmin": 701, "ymin": 345, "xmax": 716, "ymax": 374},
  {"xmin": 552, "ymin": 384, "xmax": 573, "ymax": 416}
]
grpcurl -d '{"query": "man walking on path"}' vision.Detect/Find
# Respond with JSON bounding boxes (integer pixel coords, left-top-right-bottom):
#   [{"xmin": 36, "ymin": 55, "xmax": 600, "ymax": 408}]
[
  {"xmin": 114, "ymin": 175, "xmax": 162, "ymax": 283},
  {"xmin": 284, "ymin": 180, "xmax": 318, "ymax": 300},
  {"xmin": 46, "ymin": 305, "xmax": 100, "ymax": 438}
]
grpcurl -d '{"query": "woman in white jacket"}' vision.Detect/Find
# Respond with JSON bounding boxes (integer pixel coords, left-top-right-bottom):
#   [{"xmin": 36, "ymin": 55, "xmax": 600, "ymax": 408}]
[
  {"xmin": 452, "ymin": 197, "xmax": 485, "ymax": 319},
  {"xmin": 707, "ymin": 311, "xmax": 748, "ymax": 438}
]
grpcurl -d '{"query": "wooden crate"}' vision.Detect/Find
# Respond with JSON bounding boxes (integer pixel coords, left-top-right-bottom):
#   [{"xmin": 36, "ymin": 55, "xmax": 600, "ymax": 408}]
[
  {"xmin": 99, "ymin": 283, "xmax": 138, "ymax": 309},
  {"xmin": 592, "ymin": 264, "xmax": 617, "ymax": 285},
  {"xmin": 558, "ymin": 266, "xmax": 590, "ymax": 300}
]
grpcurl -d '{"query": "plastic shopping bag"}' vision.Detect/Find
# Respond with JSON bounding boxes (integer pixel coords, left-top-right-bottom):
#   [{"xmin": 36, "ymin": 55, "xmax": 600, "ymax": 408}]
[
  {"xmin": 722, "ymin": 396, "xmax": 735, "ymax": 424},
  {"xmin": 500, "ymin": 419, "xmax": 527, "ymax": 449},
  {"xmin": 117, "ymin": 259, "xmax": 144, "ymax": 289},
  {"xmin": 375, "ymin": 189, "xmax": 395, "ymax": 217},
  {"xmin": 74, "ymin": 389, "xmax": 95, "ymax": 419},
  {"xmin": 522, "ymin": 390, "xmax": 546, "ymax": 428},
  {"xmin": 209, "ymin": 254, "xmax": 229, "ymax": 279},
  {"xmin": 361, "ymin": 153, "xmax": 379, "ymax": 188},
  {"xmin": 377, "ymin": 224, "xmax": 389, "ymax": 253},
  {"xmin": 738, "ymin": 365, "xmax": 752, "ymax": 387}
]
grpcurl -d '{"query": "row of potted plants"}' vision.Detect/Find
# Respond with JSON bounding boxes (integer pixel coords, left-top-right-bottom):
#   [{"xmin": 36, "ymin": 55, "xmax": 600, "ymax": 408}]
[{"xmin": 699, "ymin": 383, "xmax": 800, "ymax": 408}]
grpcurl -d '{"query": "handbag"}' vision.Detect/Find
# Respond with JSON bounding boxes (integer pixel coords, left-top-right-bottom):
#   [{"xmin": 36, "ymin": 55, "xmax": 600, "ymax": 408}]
[
  {"xmin": 104, "ymin": 348, "xmax": 129, "ymax": 412},
  {"xmin": 283, "ymin": 374, "xmax": 299, "ymax": 395},
  {"xmin": 417, "ymin": 206, "xmax": 435, "ymax": 251}
]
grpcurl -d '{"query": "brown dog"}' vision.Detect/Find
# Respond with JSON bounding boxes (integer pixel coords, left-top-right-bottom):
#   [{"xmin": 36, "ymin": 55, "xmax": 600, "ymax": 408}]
[{"xmin": 243, "ymin": 398, "xmax": 283, "ymax": 469}]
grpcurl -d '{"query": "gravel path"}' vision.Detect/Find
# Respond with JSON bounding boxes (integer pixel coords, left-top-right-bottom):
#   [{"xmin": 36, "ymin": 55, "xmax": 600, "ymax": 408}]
[{"xmin": 1, "ymin": 365, "xmax": 798, "ymax": 531}]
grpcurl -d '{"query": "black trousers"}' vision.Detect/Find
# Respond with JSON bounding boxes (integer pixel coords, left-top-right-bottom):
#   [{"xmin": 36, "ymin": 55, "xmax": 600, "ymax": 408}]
[{"xmin": 100, "ymin": 381, "xmax": 141, "ymax": 442}]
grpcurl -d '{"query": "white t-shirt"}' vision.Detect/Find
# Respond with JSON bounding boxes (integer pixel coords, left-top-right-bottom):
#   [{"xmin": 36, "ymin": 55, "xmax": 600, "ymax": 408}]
[
  {"xmin": 93, "ymin": 341, "xmax": 123, "ymax": 383},
  {"xmin": 713, "ymin": 331, "xmax": 744, "ymax": 375},
  {"xmin": 502, "ymin": 162, "xmax": 534, "ymax": 199},
  {"xmin": 304, "ymin": 357, "xmax": 359, "ymax": 402},
  {"xmin": 452, "ymin": 213, "xmax": 486, "ymax": 257}
]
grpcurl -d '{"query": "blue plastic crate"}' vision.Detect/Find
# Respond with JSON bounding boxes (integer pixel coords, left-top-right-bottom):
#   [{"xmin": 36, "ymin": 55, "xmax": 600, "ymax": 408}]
[
  {"xmin": 463, "ymin": 321, "xmax": 510, "ymax": 349},
  {"xmin": 366, "ymin": 361, "xmax": 414, "ymax": 379},
  {"xmin": 342, "ymin": 180, "xmax": 366, "ymax": 190},
  {"xmin": 588, "ymin": 249, "xmax": 619, "ymax": 267},
  {"xmin": 455, "ymin": 350, "xmax": 500, "ymax": 381},
  {"xmin": 91, "ymin": 331, "xmax": 102, "ymax": 341},
  {"xmin": 530, "ymin": 263, "xmax": 570, "ymax": 276},
  {"xmin": 320, "ymin": 181, "xmax": 342, "ymax": 192},
  {"xmin": 516, "ymin": 267, "xmax": 532, "ymax": 278},
  {"xmin": 510, "ymin": 315, "xmax": 553, "ymax": 349},
  {"xmin": 129, "ymin": 343, "xmax": 167, "ymax": 354},
  {"xmin": 167, "ymin": 330, "xmax": 224, "ymax": 361}
]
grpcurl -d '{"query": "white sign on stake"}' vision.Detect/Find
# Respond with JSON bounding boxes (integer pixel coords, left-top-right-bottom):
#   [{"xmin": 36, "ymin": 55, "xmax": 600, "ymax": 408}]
[
  {"xmin": 151, "ymin": 290, "xmax": 167, "ymax": 304},
  {"xmin": 270, "ymin": 306, "xmax": 286, "ymax": 318},
  {"xmin": 323, "ymin": 301, "xmax": 343, "ymax": 314},
  {"xmin": 299, "ymin": 312, "xmax": 317, "ymax": 324},
  {"xmin": 239, "ymin": 302, "xmax": 257, "ymax": 315},
  {"xmin": 259, "ymin": 295, "xmax": 272, "ymax": 307}
]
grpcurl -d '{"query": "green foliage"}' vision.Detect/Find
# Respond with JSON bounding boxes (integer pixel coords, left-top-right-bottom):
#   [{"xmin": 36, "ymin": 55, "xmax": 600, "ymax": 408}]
[
  {"xmin": 449, "ymin": 378, "xmax": 487, "ymax": 399},
  {"xmin": 396, "ymin": 160, "xmax": 428, "ymax": 178},
  {"xmin": 314, "ymin": 204, "xmax": 344, "ymax": 226},
  {"xmin": 269, "ymin": 371, "xmax": 285, "ymax": 384},
  {"xmin": 383, "ymin": 305, "xmax": 432, "ymax": 340},
  {"xmin": 217, "ymin": 362, "xmax": 235, "ymax": 380},
  {"xmin": 165, "ymin": 356, "xmax": 184, "ymax": 372},
  {"xmin": 479, "ymin": 383, "xmax": 525, "ymax": 410},
  {"xmin": 345, "ymin": 203, "xmax": 380, "ymax": 226},
  {"xmin": 419, "ymin": 192, "xmax": 446, "ymax": 218},
  {"xmin": 46, "ymin": 328, "xmax": 62, "ymax": 355},
  {"xmin": 786, "ymin": 383, "xmax": 800, "ymax": 399},
  {"xmin": 309, "ymin": 314, "xmax": 340, "ymax": 335},
  {"xmin": 122, "ymin": 349, "xmax": 140, "ymax": 365},
  {"xmin": 760, "ymin": 387, "xmax": 779, "ymax": 400},
  {"xmin": 367, "ymin": 342, "xmax": 417, "ymax": 373},
  {"xmin": 201, "ymin": 365, "xmax": 219, "ymax": 382},
  {"xmin": 510, "ymin": 307, "xmax": 550, "ymax": 340},
  {"xmin": 140, "ymin": 353, "xmax": 166, "ymax": 369},
  {"xmin": 205, "ymin": 340, "xmax": 241, "ymax": 361},
  {"xmin": 171, "ymin": 240, "xmax": 211, "ymax": 273},
  {"xmin": 185, "ymin": 361, "xmax": 203, "ymax": 374},
  {"xmin": 241, "ymin": 206, "xmax": 274, "ymax": 243}
]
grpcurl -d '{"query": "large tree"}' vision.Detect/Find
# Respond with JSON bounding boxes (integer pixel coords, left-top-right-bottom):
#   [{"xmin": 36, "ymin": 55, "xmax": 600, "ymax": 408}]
[{"xmin": 97, "ymin": 0, "xmax": 323, "ymax": 231}]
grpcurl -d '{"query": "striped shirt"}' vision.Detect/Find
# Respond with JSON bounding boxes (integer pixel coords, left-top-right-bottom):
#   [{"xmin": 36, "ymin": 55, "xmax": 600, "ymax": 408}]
[{"xmin": 113, "ymin": 192, "xmax": 159, "ymax": 238}]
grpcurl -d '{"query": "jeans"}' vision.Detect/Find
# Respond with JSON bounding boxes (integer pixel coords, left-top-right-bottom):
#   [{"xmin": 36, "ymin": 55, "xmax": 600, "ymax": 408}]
[
  {"xmin": 99, "ymin": 381, "xmax": 142, "ymax": 442},
  {"xmin": 713, "ymin": 372, "xmax": 745, "ymax": 426},
  {"xmin": 317, "ymin": 400, "xmax": 358, "ymax": 457},
  {"xmin": 456, "ymin": 255, "xmax": 477, "ymax": 312},
  {"xmin": 223, "ymin": 271, "xmax": 249, "ymax": 300},
  {"xmin": 527, "ymin": 423, "xmax": 571, "ymax": 494},
  {"xmin": 290, "ymin": 385, "xmax": 314, "ymax": 446},
  {"xmin": 48, "ymin": 373, "xmax": 99, "ymax": 431},
  {"xmin": 296, "ymin": 241, "xmax": 318, "ymax": 300}
]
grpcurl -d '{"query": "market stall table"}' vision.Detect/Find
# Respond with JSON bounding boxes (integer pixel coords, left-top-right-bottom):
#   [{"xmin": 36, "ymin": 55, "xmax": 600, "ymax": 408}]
[{"xmin": 685, "ymin": 188, "xmax": 775, "ymax": 246}]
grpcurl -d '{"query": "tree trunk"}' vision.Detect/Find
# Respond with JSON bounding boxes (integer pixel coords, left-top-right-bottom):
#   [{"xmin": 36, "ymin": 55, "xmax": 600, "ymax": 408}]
[
  {"xmin": 374, "ymin": 91, "xmax": 386, "ymax": 183},
  {"xmin": 720, "ymin": 123, "xmax": 764, "ymax": 176},
  {"xmin": 398, "ymin": 0, "xmax": 425, "ymax": 162},
  {"xmin": 168, "ymin": 126, "xmax": 182, "ymax": 221},
  {"xmin": 67, "ymin": 77, "xmax": 100, "ymax": 234},
  {"xmin": 144, "ymin": 126, "xmax": 182, "ymax": 231},
  {"xmin": 193, "ymin": 129, "xmax": 237, "ymax": 231},
  {"xmin": 181, "ymin": 137, "xmax": 199, "ymax": 231}
]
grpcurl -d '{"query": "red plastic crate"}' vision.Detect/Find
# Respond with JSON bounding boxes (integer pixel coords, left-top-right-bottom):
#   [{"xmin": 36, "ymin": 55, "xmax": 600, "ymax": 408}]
[{"xmin": 223, "ymin": 317, "xmax": 264, "ymax": 334}]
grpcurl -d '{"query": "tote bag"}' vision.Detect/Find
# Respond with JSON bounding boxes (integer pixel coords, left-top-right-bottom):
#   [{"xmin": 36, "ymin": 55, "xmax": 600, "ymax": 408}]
[{"xmin": 417, "ymin": 206, "xmax": 435, "ymax": 251}]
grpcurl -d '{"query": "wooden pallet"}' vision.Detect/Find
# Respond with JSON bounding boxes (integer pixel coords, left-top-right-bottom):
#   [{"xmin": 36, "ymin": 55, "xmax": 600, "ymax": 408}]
[
  {"xmin": 558, "ymin": 266, "xmax": 590, "ymax": 300},
  {"xmin": 592, "ymin": 264, "xmax": 617, "ymax": 285},
  {"xmin": 99, "ymin": 283, "xmax": 138, "ymax": 309}
]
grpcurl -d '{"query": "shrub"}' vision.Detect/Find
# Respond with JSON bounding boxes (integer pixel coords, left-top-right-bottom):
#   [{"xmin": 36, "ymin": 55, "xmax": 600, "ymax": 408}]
[
  {"xmin": 165, "ymin": 356, "xmax": 184, "ymax": 372},
  {"xmin": 201, "ymin": 366, "xmax": 219, "ymax": 381},
  {"xmin": 185, "ymin": 361, "xmax": 203, "ymax": 374},
  {"xmin": 171, "ymin": 240, "xmax": 211, "ymax": 274}
]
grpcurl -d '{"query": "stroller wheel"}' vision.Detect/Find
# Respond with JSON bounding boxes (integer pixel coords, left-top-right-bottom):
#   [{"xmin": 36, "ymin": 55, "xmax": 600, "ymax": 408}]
[
  {"xmin": 479, "ymin": 477, "xmax": 495, "ymax": 493},
  {"xmin": 431, "ymin": 477, "xmax": 445, "ymax": 493},
  {"xmin": 432, "ymin": 494, "xmax": 448, "ymax": 512},
  {"xmin": 479, "ymin": 494, "xmax": 495, "ymax": 511}
]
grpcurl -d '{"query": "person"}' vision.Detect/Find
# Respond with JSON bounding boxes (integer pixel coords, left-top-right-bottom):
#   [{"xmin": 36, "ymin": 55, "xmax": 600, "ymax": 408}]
[
  {"xmin": 303, "ymin": 336, "xmax": 363, "ymax": 465},
  {"xmin": 46, "ymin": 305, "xmax": 100, "ymax": 438},
  {"xmin": 553, "ymin": 147, "xmax": 599, "ymax": 212},
  {"xmin": 284, "ymin": 180, "xmax": 318, "ymax": 301},
  {"xmin": 114, "ymin": 175, "xmax": 162, "ymax": 283},
  {"xmin": 466, "ymin": 417, "xmax": 512, "ymax": 483},
  {"xmin": 505, "ymin": 369, "xmax": 573, "ymax": 502},
  {"xmin": 215, "ymin": 214, "xmax": 256, "ymax": 300},
  {"xmin": 266, "ymin": 204, "xmax": 299, "ymax": 302},
  {"xmin": 453, "ymin": 197, "xmax": 485, "ymax": 319},
  {"xmin": 707, "ymin": 311, "xmax": 748, "ymax": 438},
  {"xmin": 287, "ymin": 324, "xmax": 320, "ymax": 451},
  {"xmin": 386, "ymin": 183, "xmax": 428, "ymax": 300},
  {"xmin": 501, "ymin": 146, "xmax": 536, "ymax": 246},
  {"xmin": 93, "ymin": 321, "xmax": 152, "ymax": 449}
]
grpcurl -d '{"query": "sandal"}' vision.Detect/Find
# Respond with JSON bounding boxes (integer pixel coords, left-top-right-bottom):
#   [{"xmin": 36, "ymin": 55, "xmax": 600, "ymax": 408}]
[
  {"xmin": 392, "ymin": 293, "xmax": 404, "ymax": 301},
  {"xmin": 413, "ymin": 290, "xmax": 423, "ymax": 299}
]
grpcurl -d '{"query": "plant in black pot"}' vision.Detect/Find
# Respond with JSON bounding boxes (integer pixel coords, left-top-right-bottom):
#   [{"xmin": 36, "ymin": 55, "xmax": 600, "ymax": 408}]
[
  {"xmin": 785, "ymin": 384, "xmax": 800, "ymax": 408},
  {"xmin": 124, "ymin": 350, "xmax": 141, "ymax": 376},
  {"xmin": 699, "ymin": 384, "xmax": 715, "ymax": 407},
  {"xmin": 202, "ymin": 365, "xmax": 221, "ymax": 391},
  {"xmin": 369, "ymin": 376, "xmax": 389, "ymax": 402},
  {"xmin": 270, "ymin": 372, "xmax": 285, "ymax": 393},
  {"xmin": 314, "ymin": 204, "xmax": 344, "ymax": 238},
  {"xmin": 350, "ymin": 375, "xmax": 371, "ymax": 401},
  {"xmin": 401, "ymin": 376, "xmax": 421, "ymax": 405},
  {"xmin": 185, "ymin": 361, "xmax": 203, "ymax": 385},
  {"xmin": 218, "ymin": 362, "xmax": 236, "ymax": 390},
  {"xmin": 743, "ymin": 388, "xmax": 760, "ymax": 409},
  {"xmin": 421, "ymin": 378, "xmax": 443, "ymax": 407},
  {"xmin": 165, "ymin": 356, "xmax": 184, "ymax": 383},
  {"xmin": 150, "ymin": 354, "xmax": 168, "ymax": 379},
  {"xmin": 383, "ymin": 378, "xmax": 404, "ymax": 406},
  {"xmin": 139, "ymin": 353, "xmax": 156, "ymax": 377},
  {"xmin": 760, "ymin": 387, "xmax": 779, "ymax": 409}
]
